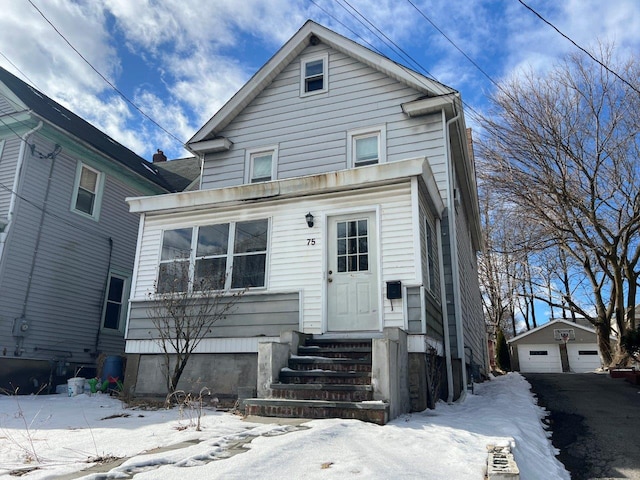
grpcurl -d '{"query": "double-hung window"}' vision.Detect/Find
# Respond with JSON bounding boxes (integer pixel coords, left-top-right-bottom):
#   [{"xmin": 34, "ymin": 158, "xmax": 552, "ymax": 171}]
[
  {"xmin": 425, "ymin": 216, "xmax": 440, "ymax": 297},
  {"xmin": 246, "ymin": 146, "xmax": 277, "ymax": 183},
  {"xmin": 157, "ymin": 219, "xmax": 269, "ymax": 294},
  {"xmin": 72, "ymin": 163, "xmax": 104, "ymax": 219},
  {"xmin": 102, "ymin": 273, "xmax": 129, "ymax": 331},
  {"xmin": 347, "ymin": 125, "xmax": 387, "ymax": 167},
  {"xmin": 300, "ymin": 54, "xmax": 328, "ymax": 96}
]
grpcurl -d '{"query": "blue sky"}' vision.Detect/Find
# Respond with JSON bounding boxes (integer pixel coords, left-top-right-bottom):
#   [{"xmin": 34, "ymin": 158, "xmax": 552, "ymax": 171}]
[{"xmin": 1, "ymin": 0, "xmax": 639, "ymax": 161}]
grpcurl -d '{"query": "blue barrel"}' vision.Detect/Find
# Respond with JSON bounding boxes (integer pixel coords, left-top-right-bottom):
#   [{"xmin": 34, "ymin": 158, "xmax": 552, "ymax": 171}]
[{"xmin": 102, "ymin": 355, "xmax": 123, "ymax": 383}]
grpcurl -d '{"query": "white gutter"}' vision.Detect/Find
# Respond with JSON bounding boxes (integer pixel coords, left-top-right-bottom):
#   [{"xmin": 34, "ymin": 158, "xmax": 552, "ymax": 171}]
[
  {"xmin": 0, "ymin": 121, "xmax": 43, "ymax": 261},
  {"xmin": 444, "ymin": 107, "xmax": 468, "ymax": 401}
]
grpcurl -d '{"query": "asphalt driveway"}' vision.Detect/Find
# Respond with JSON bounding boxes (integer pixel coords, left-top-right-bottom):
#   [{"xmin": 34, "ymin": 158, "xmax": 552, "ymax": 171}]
[{"xmin": 524, "ymin": 372, "xmax": 640, "ymax": 480}]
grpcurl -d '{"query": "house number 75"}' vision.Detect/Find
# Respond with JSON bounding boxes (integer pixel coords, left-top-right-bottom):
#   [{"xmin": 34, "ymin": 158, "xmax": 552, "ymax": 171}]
[{"xmin": 307, "ymin": 238, "xmax": 316, "ymax": 246}]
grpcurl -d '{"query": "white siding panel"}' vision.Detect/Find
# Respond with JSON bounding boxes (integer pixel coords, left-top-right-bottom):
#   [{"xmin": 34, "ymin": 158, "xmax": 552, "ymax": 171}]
[{"xmin": 0, "ymin": 137, "xmax": 21, "ymax": 217}]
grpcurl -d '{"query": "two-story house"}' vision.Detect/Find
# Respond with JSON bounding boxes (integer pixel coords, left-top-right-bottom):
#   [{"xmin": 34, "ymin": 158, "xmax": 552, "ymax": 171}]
[
  {"xmin": 0, "ymin": 66, "xmax": 199, "ymax": 393},
  {"xmin": 124, "ymin": 21, "xmax": 485, "ymax": 423}
]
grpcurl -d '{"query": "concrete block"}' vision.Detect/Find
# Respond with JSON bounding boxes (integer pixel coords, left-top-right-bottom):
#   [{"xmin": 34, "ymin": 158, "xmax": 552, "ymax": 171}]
[{"xmin": 487, "ymin": 445, "xmax": 519, "ymax": 480}]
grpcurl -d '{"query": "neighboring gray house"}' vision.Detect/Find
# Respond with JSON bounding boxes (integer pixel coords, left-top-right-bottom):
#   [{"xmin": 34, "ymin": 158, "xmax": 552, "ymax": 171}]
[
  {"xmin": 0, "ymin": 66, "xmax": 198, "ymax": 393},
  {"xmin": 124, "ymin": 21, "xmax": 485, "ymax": 423}
]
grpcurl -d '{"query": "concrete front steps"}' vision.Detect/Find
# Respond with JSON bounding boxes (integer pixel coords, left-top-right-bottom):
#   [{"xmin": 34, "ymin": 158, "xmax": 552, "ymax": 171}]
[{"xmin": 244, "ymin": 338, "xmax": 389, "ymax": 425}]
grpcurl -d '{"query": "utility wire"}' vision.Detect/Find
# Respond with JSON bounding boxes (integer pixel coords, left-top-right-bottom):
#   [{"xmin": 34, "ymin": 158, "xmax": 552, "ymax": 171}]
[
  {"xmin": 26, "ymin": 0, "xmax": 186, "ymax": 147},
  {"xmin": 0, "ymin": 51, "xmax": 39, "ymax": 90},
  {"xmin": 517, "ymin": 0, "xmax": 640, "ymax": 97}
]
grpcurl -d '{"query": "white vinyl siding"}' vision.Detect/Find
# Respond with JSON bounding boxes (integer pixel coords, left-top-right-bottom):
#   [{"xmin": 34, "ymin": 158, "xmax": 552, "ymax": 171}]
[
  {"xmin": 201, "ymin": 45, "xmax": 446, "ymax": 193},
  {"xmin": 131, "ymin": 182, "xmax": 415, "ymax": 333},
  {"xmin": 0, "ymin": 138, "xmax": 21, "ymax": 218}
]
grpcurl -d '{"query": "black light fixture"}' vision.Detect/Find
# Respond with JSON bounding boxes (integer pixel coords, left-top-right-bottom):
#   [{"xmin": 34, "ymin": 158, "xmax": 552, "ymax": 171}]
[{"xmin": 305, "ymin": 212, "xmax": 314, "ymax": 228}]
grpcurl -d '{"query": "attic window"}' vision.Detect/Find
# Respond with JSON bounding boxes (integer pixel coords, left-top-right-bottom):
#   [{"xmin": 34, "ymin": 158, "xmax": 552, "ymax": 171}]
[{"xmin": 301, "ymin": 54, "xmax": 328, "ymax": 96}]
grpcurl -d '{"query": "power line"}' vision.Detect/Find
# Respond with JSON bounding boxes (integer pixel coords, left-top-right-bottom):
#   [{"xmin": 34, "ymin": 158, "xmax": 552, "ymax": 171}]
[
  {"xmin": 517, "ymin": 0, "xmax": 640, "ymax": 97},
  {"xmin": 26, "ymin": 0, "xmax": 186, "ymax": 148},
  {"xmin": 406, "ymin": 0, "xmax": 501, "ymax": 91}
]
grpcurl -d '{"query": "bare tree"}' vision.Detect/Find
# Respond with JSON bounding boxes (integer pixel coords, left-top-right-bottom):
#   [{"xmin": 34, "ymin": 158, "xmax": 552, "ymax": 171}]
[
  {"xmin": 147, "ymin": 260, "xmax": 244, "ymax": 394},
  {"xmin": 477, "ymin": 45, "xmax": 640, "ymax": 365}
]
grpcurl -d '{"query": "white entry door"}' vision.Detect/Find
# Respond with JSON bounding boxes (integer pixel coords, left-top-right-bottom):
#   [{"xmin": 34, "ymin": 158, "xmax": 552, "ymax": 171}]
[{"xmin": 327, "ymin": 212, "xmax": 379, "ymax": 331}]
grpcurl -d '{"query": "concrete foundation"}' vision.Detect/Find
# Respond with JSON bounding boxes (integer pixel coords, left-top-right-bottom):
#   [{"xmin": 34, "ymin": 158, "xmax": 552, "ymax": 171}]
[{"xmin": 128, "ymin": 353, "xmax": 258, "ymax": 399}]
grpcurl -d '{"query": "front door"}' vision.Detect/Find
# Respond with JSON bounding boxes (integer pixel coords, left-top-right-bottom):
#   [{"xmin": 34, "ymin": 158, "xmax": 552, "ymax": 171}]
[{"xmin": 327, "ymin": 212, "xmax": 379, "ymax": 331}]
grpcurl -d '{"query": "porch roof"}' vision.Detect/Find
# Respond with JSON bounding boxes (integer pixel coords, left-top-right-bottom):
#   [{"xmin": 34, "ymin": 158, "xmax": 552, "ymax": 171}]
[{"xmin": 126, "ymin": 157, "xmax": 444, "ymax": 216}]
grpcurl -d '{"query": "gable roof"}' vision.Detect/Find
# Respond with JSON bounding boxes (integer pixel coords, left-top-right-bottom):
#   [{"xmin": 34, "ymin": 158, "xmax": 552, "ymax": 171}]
[
  {"xmin": 189, "ymin": 20, "xmax": 456, "ymax": 144},
  {"xmin": 507, "ymin": 319, "xmax": 597, "ymax": 344},
  {"xmin": 0, "ymin": 66, "xmax": 178, "ymax": 192}
]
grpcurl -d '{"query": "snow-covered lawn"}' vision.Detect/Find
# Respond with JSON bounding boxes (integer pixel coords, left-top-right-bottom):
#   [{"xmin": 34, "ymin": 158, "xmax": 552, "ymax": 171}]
[{"xmin": 0, "ymin": 373, "xmax": 568, "ymax": 479}]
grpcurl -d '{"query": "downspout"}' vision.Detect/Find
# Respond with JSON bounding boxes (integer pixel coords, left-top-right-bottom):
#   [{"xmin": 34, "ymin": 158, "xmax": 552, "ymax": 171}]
[
  {"xmin": 0, "ymin": 121, "xmax": 43, "ymax": 259},
  {"xmin": 444, "ymin": 107, "xmax": 468, "ymax": 400},
  {"xmin": 436, "ymin": 216, "xmax": 454, "ymax": 403}
]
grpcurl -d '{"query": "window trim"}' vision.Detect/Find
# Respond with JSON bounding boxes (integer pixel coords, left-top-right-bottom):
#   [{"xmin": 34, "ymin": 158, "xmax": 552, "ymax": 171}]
[
  {"xmin": 347, "ymin": 125, "xmax": 387, "ymax": 167},
  {"xmin": 424, "ymin": 215, "xmax": 439, "ymax": 297},
  {"xmin": 157, "ymin": 219, "xmax": 270, "ymax": 294},
  {"xmin": 101, "ymin": 271, "xmax": 130, "ymax": 333},
  {"xmin": 71, "ymin": 162, "xmax": 104, "ymax": 221},
  {"xmin": 244, "ymin": 146, "xmax": 278, "ymax": 183},
  {"xmin": 300, "ymin": 53, "xmax": 329, "ymax": 96}
]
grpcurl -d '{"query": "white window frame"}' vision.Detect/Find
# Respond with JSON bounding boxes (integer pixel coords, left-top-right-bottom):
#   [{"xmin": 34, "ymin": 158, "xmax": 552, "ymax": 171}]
[
  {"xmin": 424, "ymin": 215, "xmax": 439, "ymax": 297},
  {"xmin": 101, "ymin": 271, "xmax": 130, "ymax": 332},
  {"xmin": 157, "ymin": 219, "xmax": 270, "ymax": 294},
  {"xmin": 71, "ymin": 162, "xmax": 104, "ymax": 220},
  {"xmin": 244, "ymin": 146, "xmax": 278, "ymax": 183},
  {"xmin": 347, "ymin": 125, "xmax": 387, "ymax": 167},
  {"xmin": 300, "ymin": 53, "xmax": 328, "ymax": 96}
]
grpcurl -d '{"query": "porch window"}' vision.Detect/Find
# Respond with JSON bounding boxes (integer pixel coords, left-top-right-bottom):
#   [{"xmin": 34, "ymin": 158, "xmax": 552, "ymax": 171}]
[
  {"xmin": 157, "ymin": 219, "xmax": 269, "ymax": 293},
  {"xmin": 72, "ymin": 163, "xmax": 104, "ymax": 219},
  {"xmin": 300, "ymin": 54, "xmax": 328, "ymax": 96}
]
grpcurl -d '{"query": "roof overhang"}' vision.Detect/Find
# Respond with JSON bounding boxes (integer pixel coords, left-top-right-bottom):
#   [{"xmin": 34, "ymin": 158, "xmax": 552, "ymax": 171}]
[
  {"xmin": 187, "ymin": 137, "xmax": 233, "ymax": 154},
  {"xmin": 127, "ymin": 157, "xmax": 444, "ymax": 216},
  {"xmin": 401, "ymin": 93, "xmax": 457, "ymax": 119}
]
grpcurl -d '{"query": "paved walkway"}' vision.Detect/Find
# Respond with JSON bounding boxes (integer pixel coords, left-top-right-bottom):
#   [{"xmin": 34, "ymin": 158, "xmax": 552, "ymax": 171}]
[{"xmin": 524, "ymin": 372, "xmax": 640, "ymax": 480}]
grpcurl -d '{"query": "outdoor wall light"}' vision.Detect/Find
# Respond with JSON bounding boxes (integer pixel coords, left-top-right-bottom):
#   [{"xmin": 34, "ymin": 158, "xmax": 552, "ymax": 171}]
[{"xmin": 305, "ymin": 212, "xmax": 314, "ymax": 228}]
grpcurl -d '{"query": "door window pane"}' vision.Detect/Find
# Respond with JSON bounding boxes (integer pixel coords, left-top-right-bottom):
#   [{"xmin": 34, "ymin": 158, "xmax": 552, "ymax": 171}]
[{"xmin": 336, "ymin": 219, "xmax": 369, "ymax": 273}]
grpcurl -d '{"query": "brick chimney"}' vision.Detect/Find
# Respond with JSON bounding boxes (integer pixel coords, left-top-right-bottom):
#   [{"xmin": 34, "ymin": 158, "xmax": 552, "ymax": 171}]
[{"xmin": 152, "ymin": 149, "xmax": 167, "ymax": 163}]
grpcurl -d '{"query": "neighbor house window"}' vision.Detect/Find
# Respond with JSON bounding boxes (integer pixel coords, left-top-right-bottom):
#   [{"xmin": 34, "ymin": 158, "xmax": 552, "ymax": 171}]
[
  {"xmin": 245, "ymin": 146, "xmax": 277, "ymax": 183},
  {"xmin": 72, "ymin": 163, "xmax": 104, "ymax": 219},
  {"xmin": 102, "ymin": 273, "xmax": 129, "ymax": 331},
  {"xmin": 530, "ymin": 351, "xmax": 548, "ymax": 356},
  {"xmin": 347, "ymin": 125, "xmax": 387, "ymax": 167},
  {"xmin": 157, "ymin": 219, "xmax": 269, "ymax": 293},
  {"xmin": 300, "ymin": 54, "xmax": 328, "ymax": 95}
]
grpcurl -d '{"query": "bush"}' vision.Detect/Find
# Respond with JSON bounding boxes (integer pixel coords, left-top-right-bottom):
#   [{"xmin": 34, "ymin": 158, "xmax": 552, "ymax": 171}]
[
  {"xmin": 496, "ymin": 329, "xmax": 511, "ymax": 371},
  {"xmin": 621, "ymin": 328, "xmax": 640, "ymax": 360}
]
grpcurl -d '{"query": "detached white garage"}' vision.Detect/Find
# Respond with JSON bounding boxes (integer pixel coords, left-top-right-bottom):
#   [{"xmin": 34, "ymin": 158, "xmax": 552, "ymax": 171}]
[{"xmin": 508, "ymin": 319, "xmax": 604, "ymax": 373}]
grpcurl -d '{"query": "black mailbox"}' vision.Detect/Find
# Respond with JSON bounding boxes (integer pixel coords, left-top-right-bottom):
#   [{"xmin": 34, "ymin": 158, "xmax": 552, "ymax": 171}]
[{"xmin": 386, "ymin": 281, "xmax": 402, "ymax": 300}]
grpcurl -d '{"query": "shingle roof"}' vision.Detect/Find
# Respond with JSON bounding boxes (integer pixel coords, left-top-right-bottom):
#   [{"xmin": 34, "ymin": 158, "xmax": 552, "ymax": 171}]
[
  {"xmin": 0, "ymin": 66, "xmax": 179, "ymax": 192},
  {"xmin": 154, "ymin": 156, "xmax": 201, "ymax": 191}
]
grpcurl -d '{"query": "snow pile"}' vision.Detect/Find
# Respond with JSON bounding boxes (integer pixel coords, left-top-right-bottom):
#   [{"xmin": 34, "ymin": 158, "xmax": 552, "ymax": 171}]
[{"xmin": 0, "ymin": 373, "xmax": 568, "ymax": 479}]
